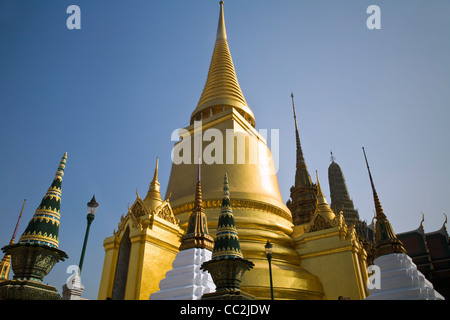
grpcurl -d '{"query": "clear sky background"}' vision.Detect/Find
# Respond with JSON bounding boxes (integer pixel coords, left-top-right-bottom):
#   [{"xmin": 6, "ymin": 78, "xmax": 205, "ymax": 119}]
[{"xmin": 0, "ymin": 0, "xmax": 449, "ymax": 300}]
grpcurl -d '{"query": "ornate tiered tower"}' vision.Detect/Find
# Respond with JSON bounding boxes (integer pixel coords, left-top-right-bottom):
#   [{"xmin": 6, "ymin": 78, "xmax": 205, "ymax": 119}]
[
  {"xmin": 0, "ymin": 153, "xmax": 69, "ymax": 300},
  {"xmin": 286, "ymin": 93, "xmax": 317, "ymax": 226},
  {"xmin": 165, "ymin": 2, "xmax": 323, "ymax": 299},
  {"xmin": 179, "ymin": 164, "xmax": 214, "ymax": 252},
  {"xmin": 362, "ymin": 148, "xmax": 406, "ymax": 259},
  {"xmin": 362, "ymin": 148, "xmax": 444, "ymax": 300},
  {"xmin": 201, "ymin": 173, "xmax": 254, "ymax": 300},
  {"xmin": 328, "ymin": 152, "xmax": 374, "ymax": 262},
  {"xmin": 328, "ymin": 152, "xmax": 359, "ymax": 226}
]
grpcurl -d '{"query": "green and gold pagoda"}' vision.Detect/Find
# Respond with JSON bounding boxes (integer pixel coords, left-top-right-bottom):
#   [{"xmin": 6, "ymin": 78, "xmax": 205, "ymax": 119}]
[
  {"xmin": 201, "ymin": 173, "xmax": 254, "ymax": 300},
  {"xmin": 0, "ymin": 153, "xmax": 69, "ymax": 300}
]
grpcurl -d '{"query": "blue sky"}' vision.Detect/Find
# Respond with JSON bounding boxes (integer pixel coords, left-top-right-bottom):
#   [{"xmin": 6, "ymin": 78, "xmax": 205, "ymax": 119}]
[{"xmin": 1, "ymin": 1, "xmax": 449, "ymax": 300}]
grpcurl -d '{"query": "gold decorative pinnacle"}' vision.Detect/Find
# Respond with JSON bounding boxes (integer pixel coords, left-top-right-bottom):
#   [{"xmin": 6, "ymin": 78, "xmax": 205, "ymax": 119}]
[{"xmin": 191, "ymin": 1, "xmax": 254, "ymax": 125}]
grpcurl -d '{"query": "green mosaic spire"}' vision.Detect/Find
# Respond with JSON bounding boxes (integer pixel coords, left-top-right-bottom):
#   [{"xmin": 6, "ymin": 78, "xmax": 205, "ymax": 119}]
[
  {"xmin": 211, "ymin": 173, "xmax": 243, "ymax": 260},
  {"xmin": 19, "ymin": 153, "xmax": 67, "ymax": 248}
]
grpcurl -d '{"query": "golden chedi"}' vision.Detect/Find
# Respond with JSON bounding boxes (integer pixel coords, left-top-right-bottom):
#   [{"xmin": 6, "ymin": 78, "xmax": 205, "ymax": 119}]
[{"xmin": 165, "ymin": 1, "xmax": 323, "ymax": 299}]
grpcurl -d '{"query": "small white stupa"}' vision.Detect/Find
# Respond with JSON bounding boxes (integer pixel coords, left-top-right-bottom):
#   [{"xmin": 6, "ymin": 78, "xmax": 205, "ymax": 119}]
[
  {"xmin": 362, "ymin": 148, "xmax": 444, "ymax": 300},
  {"xmin": 150, "ymin": 164, "xmax": 215, "ymax": 300},
  {"xmin": 367, "ymin": 253, "xmax": 444, "ymax": 300}
]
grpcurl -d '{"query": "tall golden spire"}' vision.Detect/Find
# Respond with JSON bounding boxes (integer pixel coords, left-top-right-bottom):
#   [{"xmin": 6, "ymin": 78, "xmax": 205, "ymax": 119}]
[
  {"xmin": 362, "ymin": 147, "xmax": 406, "ymax": 259},
  {"xmin": 143, "ymin": 157, "xmax": 163, "ymax": 212},
  {"xmin": 190, "ymin": 1, "xmax": 254, "ymax": 125}
]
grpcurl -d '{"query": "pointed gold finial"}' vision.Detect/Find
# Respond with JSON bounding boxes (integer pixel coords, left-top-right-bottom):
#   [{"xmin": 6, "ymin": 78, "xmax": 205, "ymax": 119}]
[
  {"xmin": 152, "ymin": 157, "xmax": 159, "ymax": 184},
  {"xmin": 315, "ymin": 171, "xmax": 323, "ymax": 198},
  {"xmin": 419, "ymin": 211, "xmax": 425, "ymax": 230},
  {"xmin": 191, "ymin": 1, "xmax": 254, "ymax": 126},
  {"xmin": 217, "ymin": 1, "xmax": 227, "ymax": 40},
  {"xmin": 313, "ymin": 171, "xmax": 335, "ymax": 221},
  {"xmin": 143, "ymin": 157, "xmax": 163, "ymax": 212}
]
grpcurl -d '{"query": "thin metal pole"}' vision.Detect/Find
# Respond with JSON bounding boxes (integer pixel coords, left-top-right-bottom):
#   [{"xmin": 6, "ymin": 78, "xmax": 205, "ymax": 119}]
[
  {"xmin": 78, "ymin": 214, "xmax": 94, "ymax": 273},
  {"xmin": 267, "ymin": 253, "xmax": 274, "ymax": 300}
]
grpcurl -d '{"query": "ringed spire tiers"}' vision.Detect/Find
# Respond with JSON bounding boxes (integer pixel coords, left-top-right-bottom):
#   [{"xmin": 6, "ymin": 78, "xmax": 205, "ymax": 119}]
[
  {"xmin": 328, "ymin": 151, "xmax": 360, "ymax": 226},
  {"xmin": 179, "ymin": 163, "xmax": 214, "ymax": 251},
  {"xmin": 211, "ymin": 173, "xmax": 243, "ymax": 260},
  {"xmin": 190, "ymin": 1, "xmax": 255, "ymax": 127},
  {"xmin": 19, "ymin": 153, "xmax": 67, "ymax": 248},
  {"xmin": 287, "ymin": 93, "xmax": 317, "ymax": 225}
]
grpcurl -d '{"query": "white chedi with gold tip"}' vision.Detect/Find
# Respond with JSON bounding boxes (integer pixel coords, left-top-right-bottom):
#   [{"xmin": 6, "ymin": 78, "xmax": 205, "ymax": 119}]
[{"xmin": 150, "ymin": 165, "xmax": 215, "ymax": 300}]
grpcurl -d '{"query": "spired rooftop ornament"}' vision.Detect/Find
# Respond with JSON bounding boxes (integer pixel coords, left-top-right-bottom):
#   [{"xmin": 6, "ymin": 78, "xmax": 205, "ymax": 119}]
[
  {"xmin": 200, "ymin": 173, "xmax": 254, "ymax": 300},
  {"xmin": 19, "ymin": 152, "xmax": 67, "ymax": 248},
  {"xmin": 150, "ymin": 162, "xmax": 215, "ymax": 300},
  {"xmin": 211, "ymin": 173, "xmax": 243, "ymax": 260},
  {"xmin": 180, "ymin": 162, "xmax": 214, "ymax": 251}
]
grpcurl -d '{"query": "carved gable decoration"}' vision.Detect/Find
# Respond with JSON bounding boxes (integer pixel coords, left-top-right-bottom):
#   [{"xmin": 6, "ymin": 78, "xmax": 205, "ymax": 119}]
[
  {"xmin": 309, "ymin": 214, "xmax": 335, "ymax": 233},
  {"xmin": 131, "ymin": 199, "xmax": 147, "ymax": 218},
  {"xmin": 155, "ymin": 202, "xmax": 179, "ymax": 226},
  {"xmin": 114, "ymin": 210, "xmax": 140, "ymax": 236},
  {"xmin": 307, "ymin": 212, "xmax": 347, "ymax": 233}
]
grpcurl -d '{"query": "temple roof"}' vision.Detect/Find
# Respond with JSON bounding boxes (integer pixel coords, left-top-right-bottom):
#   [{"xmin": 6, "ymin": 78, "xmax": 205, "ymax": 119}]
[{"xmin": 398, "ymin": 213, "xmax": 449, "ymax": 263}]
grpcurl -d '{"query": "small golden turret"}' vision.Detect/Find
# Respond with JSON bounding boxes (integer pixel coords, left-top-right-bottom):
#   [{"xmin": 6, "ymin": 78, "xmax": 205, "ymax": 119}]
[
  {"xmin": 314, "ymin": 171, "xmax": 336, "ymax": 222},
  {"xmin": 143, "ymin": 157, "xmax": 163, "ymax": 212}
]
